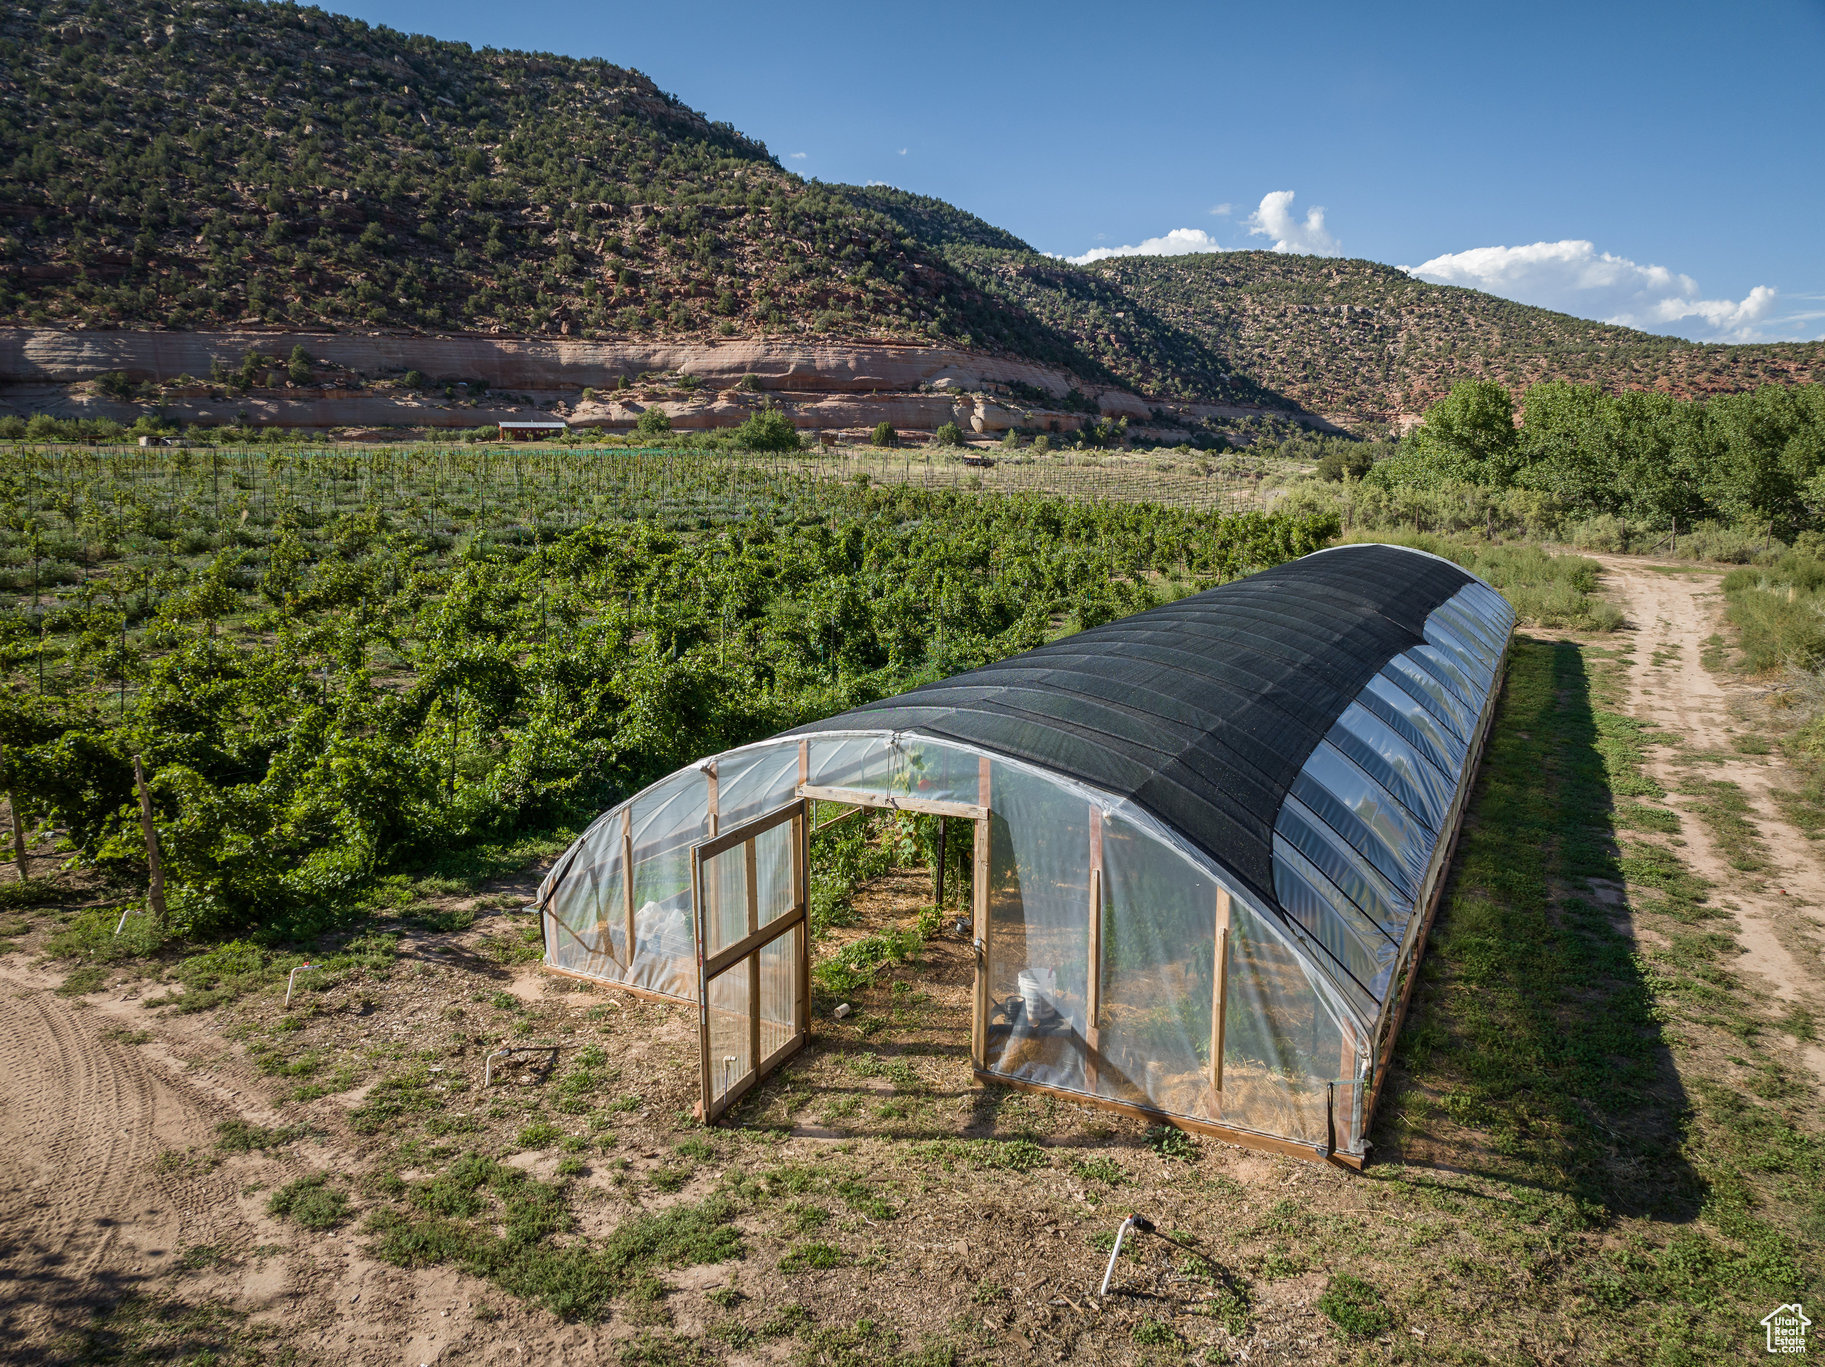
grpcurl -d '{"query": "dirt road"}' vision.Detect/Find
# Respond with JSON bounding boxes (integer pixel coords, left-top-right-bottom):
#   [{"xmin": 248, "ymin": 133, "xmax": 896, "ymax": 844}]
[
  {"xmin": 0, "ymin": 956, "xmax": 233, "ymax": 1344},
  {"xmin": 1596, "ymin": 555, "xmax": 1825, "ymax": 1079}
]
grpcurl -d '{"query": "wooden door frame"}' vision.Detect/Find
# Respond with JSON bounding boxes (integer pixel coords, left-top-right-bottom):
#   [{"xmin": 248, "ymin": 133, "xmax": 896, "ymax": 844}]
[
  {"xmin": 692, "ymin": 799, "xmax": 809, "ymax": 1123},
  {"xmin": 794, "ymin": 743, "xmax": 994, "ymax": 1070}
]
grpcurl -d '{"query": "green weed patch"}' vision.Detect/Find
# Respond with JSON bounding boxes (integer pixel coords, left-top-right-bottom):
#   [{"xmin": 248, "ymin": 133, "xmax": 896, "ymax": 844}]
[{"xmin": 372, "ymin": 1155, "xmax": 741, "ymax": 1321}]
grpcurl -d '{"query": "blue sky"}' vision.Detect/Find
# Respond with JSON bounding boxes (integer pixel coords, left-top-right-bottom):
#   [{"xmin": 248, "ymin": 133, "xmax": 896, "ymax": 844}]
[{"xmin": 333, "ymin": 0, "xmax": 1825, "ymax": 343}]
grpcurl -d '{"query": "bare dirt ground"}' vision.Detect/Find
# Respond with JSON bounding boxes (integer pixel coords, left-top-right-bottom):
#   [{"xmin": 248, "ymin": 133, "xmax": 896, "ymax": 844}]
[{"xmin": 1595, "ymin": 554, "xmax": 1825, "ymax": 1081}]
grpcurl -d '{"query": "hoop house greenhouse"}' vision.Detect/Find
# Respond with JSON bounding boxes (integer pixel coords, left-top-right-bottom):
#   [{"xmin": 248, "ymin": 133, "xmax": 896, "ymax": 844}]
[{"xmin": 534, "ymin": 543, "xmax": 1513, "ymax": 1165}]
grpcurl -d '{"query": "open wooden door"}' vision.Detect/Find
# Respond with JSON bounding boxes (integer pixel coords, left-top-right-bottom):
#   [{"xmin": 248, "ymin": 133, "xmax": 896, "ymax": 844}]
[{"xmin": 692, "ymin": 800, "xmax": 809, "ymax": 1123}]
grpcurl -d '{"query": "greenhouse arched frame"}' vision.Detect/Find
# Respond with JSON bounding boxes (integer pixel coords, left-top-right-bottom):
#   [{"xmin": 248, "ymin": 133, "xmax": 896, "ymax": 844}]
[{"xmin": 534, "ymin": 543, "xmax": 1514, "ymax": 1166}]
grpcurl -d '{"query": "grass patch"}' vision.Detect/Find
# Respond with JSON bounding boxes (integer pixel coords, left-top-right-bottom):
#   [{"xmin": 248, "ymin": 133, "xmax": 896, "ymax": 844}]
[
  {"xmin": 1678, "ymin": 773, "xmax": 1769, "ymax": 872},
  {"xmin": 350, "ymin": 1065, "xmax": 441, "ymax": 1134},
  {"xmin": 266, "ymin": 1174, "xmax": 350, "ymax": 1230},
  {"xmin": 1315, "ymin": 1273, "xmax": 1394, "ymax": 1338},
  {"xmin": 0, "ymin": 877, "xmax": 64, "ymax": 909},
  {"xmin": 134, "ymin": 932, "xmax": 398, "ymax": 1014},
  {"xmin": 371, "ymin": 1156, "xmax": 741, "ymax": 1321},
  {"xmin": 911, "ymin": 1136, "xmax": 1049, "ymax": 1173},
  {"xmin": 778, "ymin": 1241, "xmax": 843, "ymax": 1273},
  {"xmin": 56, "ymin": 963, "xmax": 110, "ymax": 996},
  {"xmin": 1070, "ymin": 1154, "xmax": 1128, "ymax": 1186},
  {"xmin": 52, "ymin": 1294, "xmax": 274, "ymax": 1365},
  {"xmin": 214, "ymin": 1119, "xmax": 305, "ymax": 1152}
]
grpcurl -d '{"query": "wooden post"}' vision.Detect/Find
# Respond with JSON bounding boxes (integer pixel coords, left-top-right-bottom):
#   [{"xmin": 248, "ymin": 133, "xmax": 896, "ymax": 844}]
[
  {"xmin": 621, "ymin": 807, "xmax": 636, "ymax": 964},
  {"xmin": 933, "ymin": 816, "xmax": 946, "ymax": 908},
  {"xmin": 971, "ymin": 755, "xmax": 992, "ymax": 1071},
  {"xmin": 692, "ymin": 849, "xmax": 712, "ymax": 1123},
  {"xmin": 1210, "ymin": 887, "xmax": 1230, "ymax": 1114},
  {"xmin": 705, "ymin": 760, "xmax": 719, "ymax": 838},
  {"xmin": 796, "ymin": 804, "xmax": 810, "ymax": 1037},
  {"xmin": 133, "ymin": 755, "xmax": 167, "ymax": 925},
  {"xmin": 746, "ymin": 835, "xmax": 760, "ymax": 1084},
  {"xmin": 1085, "ymin": 805, "xmax": 1104, "ymax": 1095}
]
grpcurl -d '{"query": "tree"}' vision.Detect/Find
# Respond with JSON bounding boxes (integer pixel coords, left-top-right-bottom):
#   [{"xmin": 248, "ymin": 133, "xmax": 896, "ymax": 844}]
[
  {"xmin": 733, "ymin": 408, "xmax": 799, "ymax": 452},
  {"xmin": 634, "ymin": 407, "xmax": 672, "ymax": 438},
  {"xmin": 287, "ymin": 346, "xmax": 313, "ymax": 386},
  {"xmin": 403, "ymin": 369, "xmax": 426, "ymax": 390},
  {"xmin": 1315, "ymin": 444, "xmax": 1375, "ymax": 481},
  {"xmin": 871, "ymin": 421, "xmax": 897, "ymax": 448},
  {"xmin": 1406, "ymin": 380, "xmax": 1520, "ymax": 485},
  {"xmin": 934, "ymin": 422, "xmax": 964, "ymax": 447}
]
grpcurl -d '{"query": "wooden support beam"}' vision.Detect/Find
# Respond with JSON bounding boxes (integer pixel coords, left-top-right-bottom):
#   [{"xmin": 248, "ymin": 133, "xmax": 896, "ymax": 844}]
[
  {"xmin": 975, "ymin": 1068, "xmax": 1364, "ymax": 1171},
  {"xmin": 971, "ymin": 756, "xmax": 992, "ymax": 1071},
  {"xmin": 745, "ymin": 834, "xmax": 760, "ymax": 1083},
  {"xmin": 1085, "ymin": 805, "xmax": 1104, "ymax": 1096},
  {"xmin": 692, "ymin": 850, "xmax": 712, "ymax": 1123},
  {"xmin": 702, "ymin": 904, "xmax": 806, "ymax": 981},
  {"xmin": 797, "ymin": 783, "xmax": 984, "ymax": 820},
  {"xmin": 796, "ymin": 806, "xmax": 810, "ymax": 1036},
  {"xmin": 1210, "ymin": 887, "xmax": 1231, "ymax": 1115},
  {"xmin": 621, "ymin": 807, "xmax": 635, "ymax": 964}
]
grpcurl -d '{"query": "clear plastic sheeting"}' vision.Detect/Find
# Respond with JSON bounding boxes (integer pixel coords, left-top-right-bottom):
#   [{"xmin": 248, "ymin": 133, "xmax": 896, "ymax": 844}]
[
  {"xmin": 1221, "ymin": 897, "xmax": 1352, "ymax": 1145},
  {"xmin": 985, "ymin": 762, "xmax": 1091, "ymax": 1095},
  {"xmin": 705, "ymin": 963, "xmax": 751, "ymax": 1111},
  {"xmin": 1271, "ymin": 581, "xmax": 1516, "ymax": 1021},
  {"xmin": 807, "ymin": 733, "xmax": 982, "ymax": 807},
  {"xmin": 715, "ymin": 747, "xmax": 800, "ymax": 832},
  {"xmin": 1095, "ymin": 810, "xmax": 1218, "ymax": 1121}
]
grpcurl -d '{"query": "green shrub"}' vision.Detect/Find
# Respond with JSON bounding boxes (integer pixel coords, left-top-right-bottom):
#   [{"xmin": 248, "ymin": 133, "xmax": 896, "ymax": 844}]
[
  {"xmin": 732, "ymin": 408, "xmax": 799, "ymax": 452},
  {"xmin": 634, "ymin": 408, "xmax": 672, "ymax": 437},
  {"xmin": 933, "ymin": 422, "xmax": 964, "ymax": 447},
  {"xmin": 871, "ymin": 421, "xmax": 896, "ymax": 448}
]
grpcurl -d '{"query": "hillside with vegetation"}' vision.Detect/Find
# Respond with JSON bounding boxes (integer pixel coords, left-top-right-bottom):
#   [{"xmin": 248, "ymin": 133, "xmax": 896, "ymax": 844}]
[
  {"xmin": 857, "ymin": 193, "xmax": 1825, "ymax": 421},
  {"xmin": 0, "ymin": 0, "xmax": 1067, "ymax": 359},
  {"xmin": 1089, "ymin": 253, "xmax": 1825, "ymax": 419},
  {"xmin": 1, "ymin": 0, "xmax": 1820, "ymax": 432}
]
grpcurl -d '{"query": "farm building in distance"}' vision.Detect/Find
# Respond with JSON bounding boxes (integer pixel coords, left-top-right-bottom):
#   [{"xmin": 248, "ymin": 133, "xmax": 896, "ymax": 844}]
[
  {"xmin": 498, "ymin": 419, "xmax": 568, "ymax": 441},
  {"xmin": 533, "ymin": 545, "xmax": 1514, "ymax": 1165}
]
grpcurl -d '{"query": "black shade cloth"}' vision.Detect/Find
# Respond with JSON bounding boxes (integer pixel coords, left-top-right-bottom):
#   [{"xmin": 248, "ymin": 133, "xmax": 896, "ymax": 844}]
[{"xmin": 787, "ymin": 544, "xmax": 1476, "ymax": 910}]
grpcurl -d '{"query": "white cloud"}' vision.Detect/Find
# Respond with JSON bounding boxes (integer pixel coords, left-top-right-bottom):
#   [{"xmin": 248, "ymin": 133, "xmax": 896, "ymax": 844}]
[
  {"xmin": 789, "ymin": 151, "xmax": 806, "ymax": 160},
  {"xmin": 1244, "ymin": 190, "xmax": 1341, "ymax": 256},
  {"xmin": 897, "ymin": 147, "xmax": 908, "ymax": 156},
  {"xmin": 864, "ymin": 179, "xmax": 892, "ymax": 188},
  {"xmin": 1065, "ymin": 227, "xmax": 1224, "ymax": 265},
  {"xmin": 1209, "ymin": 202, "xmax": 1233, "ymax": 217},
  {"xmin": 1404, "ymin": 240, "xmax": 1780, "ymax": 341}
]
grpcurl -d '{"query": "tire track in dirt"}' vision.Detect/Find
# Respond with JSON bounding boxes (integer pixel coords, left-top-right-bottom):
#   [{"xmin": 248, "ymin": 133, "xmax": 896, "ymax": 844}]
[
  {"xmin": 1595, "ymin": 555, "xmax": 1825, "ymax": 1082},
  {"xmin": 0, "ymin": 958, "xmax": 230, "ymax": 1346}
]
